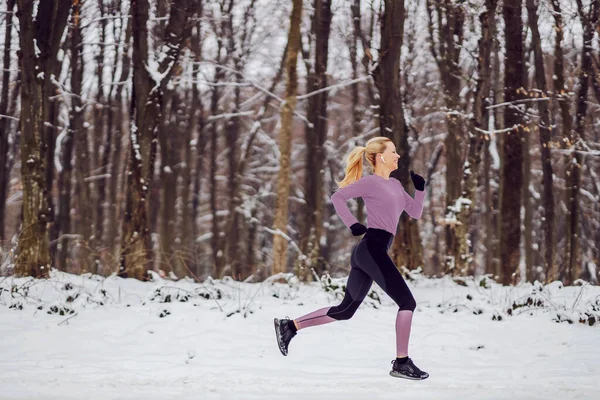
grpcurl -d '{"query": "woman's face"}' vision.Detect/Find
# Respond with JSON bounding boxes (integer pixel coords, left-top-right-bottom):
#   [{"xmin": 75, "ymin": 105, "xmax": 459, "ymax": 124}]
[{"xmin": 378, "ymin": 142, "xmax": 400, "ymax": 170}]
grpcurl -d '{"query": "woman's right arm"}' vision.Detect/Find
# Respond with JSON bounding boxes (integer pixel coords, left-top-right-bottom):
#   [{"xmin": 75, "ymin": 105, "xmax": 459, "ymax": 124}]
[{"xmin": 330, "ymin": 177, "xmax": 371, "ymax": 229}]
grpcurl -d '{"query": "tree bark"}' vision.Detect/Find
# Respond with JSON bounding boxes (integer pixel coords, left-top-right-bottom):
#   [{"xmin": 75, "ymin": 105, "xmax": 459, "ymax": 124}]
[
  {"xmin": 456, "ymin": 0, "xmax": 497, "ymax": 276},
  {"xmin": 300, "ymin": 0, "xmax": 332, "ymax": 279},
  {"xmin": 525, "ymin": 0, "xmax": 554, "ymax": 282},
  {"xmin": 158, "ymin": 92, "xmax": 178, "ymax": 277},
  {"xmin": 86, "ymin": 0, "xmax": 107, "ymax": 259},
  {"xmin": 107, "ymin": 13, "xmax": 132, "ymax": 258},
  {"xmin": 522, "ymin": 119, "xmax": 533, "ymax": 282},
  {"xmin": 222, "ymin": 0, "xmax": 256, "ymax": 280},
  {"xmin": 57, "ymin": 1, "xmax": 87, "ymax": 271},
  {"xmin": 207, "ymin": 1, "xmax": 234, "ymax": 278},
  {"xmin": 372, "ymin": 0, "xmax": 422, "ymax": 271},
  {"xmin": 119, "ymin": 0, "xmax": 191, "ymax": 280},
  {"xmin": 272, "ymin": 0, "xmax": 303, "ymax": 275},
  {"xmin": 0, "ymin": 0, "xmax": 16, "ymax": 241},
  {"xmin": 560, "ymin": 0, "xmax": 599, "ymax": 285},
  {"xmin": 349, "ymin": 0, "xmax": 365, "ymax": 227},
  {"xmin": 73, "ymin": 0, "xmax": 93, "ymax": 273},
  {"xmin": 426, "ymin": 0, "xmax": 466, "ymax": 275},
  {"xmin": 15, "ymin": 0, "xmax": 71, "ymax": 277},
  {"xmin": 95, "ymin": 0, "xmax": 110, "ymax": 255},
  {"xmin": 500, "ymin": 0, "xmax": 526, "ymax": 285},
  {"xmin": 190, "ymin": 15, "xmax": 206, "ymax": 269}
]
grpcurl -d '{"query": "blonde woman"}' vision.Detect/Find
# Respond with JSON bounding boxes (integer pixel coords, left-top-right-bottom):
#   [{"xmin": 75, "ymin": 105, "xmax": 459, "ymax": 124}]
[{"xmin": 274, "ymin": 136, "xmax": 429, "ymax": 380}]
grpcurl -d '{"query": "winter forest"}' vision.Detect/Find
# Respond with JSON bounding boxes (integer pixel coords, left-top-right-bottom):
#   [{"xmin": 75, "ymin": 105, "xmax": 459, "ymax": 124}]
[
  {"xmin": 0, "ymin": 0, "xmax": 599, "ymax": 285},
  {"xmin": 1, "ymin": 0, "xmax": 600, "ymax": 398}
]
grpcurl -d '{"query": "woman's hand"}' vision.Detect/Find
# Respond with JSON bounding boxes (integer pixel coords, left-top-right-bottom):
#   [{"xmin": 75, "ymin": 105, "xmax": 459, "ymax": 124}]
[
  {"xmin": 410, "ymin": 170, "xmax": 426, "ymax": 191},
  {"xmin": 350, "ymin": 223, "xmax": 367, "ymax": 236}
]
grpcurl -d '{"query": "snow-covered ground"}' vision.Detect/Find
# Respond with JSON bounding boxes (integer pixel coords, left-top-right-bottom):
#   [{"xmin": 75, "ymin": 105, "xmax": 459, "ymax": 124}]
[{"xmin": 1, "ymin": 270, "xmax": 599, "ymax": 400}]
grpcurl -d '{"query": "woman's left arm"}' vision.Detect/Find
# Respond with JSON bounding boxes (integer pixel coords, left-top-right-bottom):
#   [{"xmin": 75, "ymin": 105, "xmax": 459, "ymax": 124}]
[{"xmin": 402, "ymin": 186, "xmax": 426, "ymax": 219}]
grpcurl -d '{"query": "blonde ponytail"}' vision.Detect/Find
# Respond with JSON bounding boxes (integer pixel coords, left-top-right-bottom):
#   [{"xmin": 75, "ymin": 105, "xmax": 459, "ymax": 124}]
[
  {"xmin": 336, "ymin": 137, "xmax": 393, "ymax": 188},
  {"xmin": 337, "ymin": 146, "xmax": 366, "ymax": 188}
]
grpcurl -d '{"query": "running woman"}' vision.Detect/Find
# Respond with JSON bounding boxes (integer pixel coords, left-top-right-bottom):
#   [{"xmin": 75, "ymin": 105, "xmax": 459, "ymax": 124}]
[{"xmin": 274, "ymin": 136, "xmax": 429, "ymax": 380}]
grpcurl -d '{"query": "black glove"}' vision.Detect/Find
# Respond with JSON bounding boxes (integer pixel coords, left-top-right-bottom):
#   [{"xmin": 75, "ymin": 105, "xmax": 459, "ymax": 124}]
[
  {"xmin": 350, "ymin": 223, "xmax": 367, "ymax": 236},
  {"xmin": 410, "ymin": 170, "xmax": 426, "ymax": 191}
]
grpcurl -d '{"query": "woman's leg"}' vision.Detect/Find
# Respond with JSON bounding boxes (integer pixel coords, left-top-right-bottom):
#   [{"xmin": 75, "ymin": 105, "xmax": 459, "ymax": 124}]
[
  {"xmin": 354, "ymin": 240, "xmax": 416, "ymax": 357},
  {"xmin": 294, "ymin": 263, "xmax": 373, "ymax": 330}
]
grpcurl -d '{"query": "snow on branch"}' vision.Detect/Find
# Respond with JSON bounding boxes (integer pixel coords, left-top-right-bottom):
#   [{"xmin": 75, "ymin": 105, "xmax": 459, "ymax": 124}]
[
  {"xmin": 296, "ymin": 75, "xmax": 372, "ymax": 100},
  {"xmin": 206, "ymin": 111, "xmax": 255, "ymax": 121},
  {"xmin": 0, "ymin": 114, "xmax": 18, "ymax": 122},
  {"xmin": 487, "ymin": 97, "xmax": 551, "ymax": 110},
  {"xmin": 474, "ymin": 124, "xmax": 521, "ymax": 135}
]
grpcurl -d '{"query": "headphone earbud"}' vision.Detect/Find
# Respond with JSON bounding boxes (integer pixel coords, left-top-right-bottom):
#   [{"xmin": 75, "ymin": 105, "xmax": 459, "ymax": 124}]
[{"xmin": 380, "ymin": 156, "xmax": 385, "ymax": 163}]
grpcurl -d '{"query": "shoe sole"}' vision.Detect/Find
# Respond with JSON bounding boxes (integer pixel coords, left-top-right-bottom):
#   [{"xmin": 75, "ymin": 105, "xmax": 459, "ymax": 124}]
[
  {"xmin": 273, "ymin": 318, "xmax": 288, "ymax": 356},
  {"xmin": 389, "ymin": 371, "xmax": 429, "ymax": 380}
]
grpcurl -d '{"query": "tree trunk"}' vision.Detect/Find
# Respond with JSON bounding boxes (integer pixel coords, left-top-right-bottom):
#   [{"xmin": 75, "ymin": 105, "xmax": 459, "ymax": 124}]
[
  {"xmin": 95, "ymin": 0, "xmax": 110, "ymax": 255},
  {"xmin": 223, "ymin": 1, "xmax": 255, "ymax": 280},
  {"xmin": 119, "ymin": 0, "xmax": 191, "ymax": 280},
  {"xmin": 107, "ymin": 15, "xmax": 132, "ymax": 259},
  {"xmin": 456, "ymin": 0, "xmax": 497, "ymax": 276},
  {"xmin": 73, "ymin": 0, "xmax": 93, "ymax": 273},
  {"xmin": 158, "ymin": 92, "xmax": 178, "ymax": 277},
  {"xmin": 561, "ymin": 0, "xmax": 599, "ymax": 285},
  {"xmin": 58, "ymin": 2, "xmax": 87, "ymax": 272},
  {"xmin": 499, "ymin": 0, "xmax": 526, "ymax": 285},
  {"xmin": 525, "ymin": 0, "xmax": 554, "ymax": 282},
  {"xmin": 522, "ymin": 120, "xmax": 533, "ymax": 282},
  {"xmin": 549, "ymin": 0, "xmax": 571, "ymax": 284},
  {"xmin": 180, "ymin": 90, "xmax": 194, "ymax": 276},
  {"xmin": 372, "ymin": 0, "xmax": 422, "ymax": 271},
  {"xmin": 489, "ymin": 35, "xmax": 503, "ymax": 280},
  {"xmin": 301, "ymin": 0, "xmax": 332, "ymax": 279},
  {"xmin": 208, "ymin": 71, "xmax": 223, "ymax": 277},
  {"xmin": 426, "ymin": 0, "xmax": 466, "ymax": 275},
  {"xmin": 483, "ymin": 126, "xmax": 493, "ymax": 276},
  {"xmin": 98, "ymin": 2, "xmax": 124, "ymax": 259},
  {"xmin": 350, "ymin": 0, "xmax": 365, "ymax": 227},
  {"xmin": 15, "ymin": 0, "xmax": 71, "ymax": 277},
  {"xmin": 89, "ymin": 0, "xmax": 107, "ymax": 258},
  {"xmin": 190, "ymin": 22, "xmax": 205, "ymax": 268},
  {"xmin": 0, "ymin": 0, "xmax": 16, "ymax": 241},
  {"xmin": 272, "ymin": 0, "xmax": 303, "ymax": 275}
]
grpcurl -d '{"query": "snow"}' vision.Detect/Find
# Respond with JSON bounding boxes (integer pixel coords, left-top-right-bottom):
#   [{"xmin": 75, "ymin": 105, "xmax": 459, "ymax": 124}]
[
  {"xmin": 1, "ymin": 270, "xmax": 599, "ymax": 400},
  {"xmin": 34, "ymin": 39, "xmax": 41, "ymax": 57}
]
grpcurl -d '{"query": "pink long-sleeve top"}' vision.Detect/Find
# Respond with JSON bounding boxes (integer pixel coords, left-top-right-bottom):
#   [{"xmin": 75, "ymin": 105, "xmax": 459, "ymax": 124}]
[{"xmin": 330, "ymin": 174, "xmax": 426, "ymax": 236}]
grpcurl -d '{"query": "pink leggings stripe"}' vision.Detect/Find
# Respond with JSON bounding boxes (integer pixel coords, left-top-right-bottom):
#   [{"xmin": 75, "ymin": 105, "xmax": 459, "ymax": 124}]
[
  {"xmin": 396, "ymin": 310, "xmax": 413, "ymax": 357},
  {"xmin": 294, "ymin": 307, "xmax": 414, "ymax": 357},
  {"xmin": 294, "ymin": 307, "xmax": 336, "ymax": 330}
]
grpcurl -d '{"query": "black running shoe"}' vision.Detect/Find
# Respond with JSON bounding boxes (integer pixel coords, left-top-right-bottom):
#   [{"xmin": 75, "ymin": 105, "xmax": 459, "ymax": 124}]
[
  {"xmin": 389, "ymin": 358, "xmax": 429, "ymax": 380},
  {"xmin": 274, "ymin": 318, "xmax": 296, "ymax": 356}
]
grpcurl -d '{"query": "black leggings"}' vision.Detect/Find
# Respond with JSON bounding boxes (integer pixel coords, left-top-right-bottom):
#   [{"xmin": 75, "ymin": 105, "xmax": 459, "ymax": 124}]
[{"xmin": 326, "ymin": 228, "xmax": 416, "ymax": 320}]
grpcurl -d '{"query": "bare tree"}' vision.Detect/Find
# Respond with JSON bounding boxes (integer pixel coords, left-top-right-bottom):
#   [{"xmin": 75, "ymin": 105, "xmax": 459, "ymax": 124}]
[
  {"xmin": 106, "ymin": 6, "xmax": 132, "ymax": 261},
  {"xmin": 457, "ymin": 0, "xmax": 498, "ymax": 276},
  {"xmin": 560, "ymin": 0, "xmax": 599, "ymax": 285},
  {"xmin": 74, "ymin": 1, "xmax": 93, "ymax": 273},
  {"xmin": 370, "ymin": 0, "xmax": 423, "ymax": 271},
  {"xmin": 56, "ymin": 0, "xmax": 87, "ymax": 272},
  {"xmin": 299, "ymin": 0, "xmax": 332, "ymax": 279},
  {"xmin": 272, "ymin": 0, "xmax": 303, "ymax": 275},
  {"xmin": 190, "ymin": 14, "xmax": 207, "ymax": 271},
  {"xmin": 500, "ymin": 0, "xmax": 526, "ymax": 285},
  {"xmin": 119, "ymin": 0, "xmax": 192, "ymax": 279},
  {"xmin": 222, "ymin": 0, "xmax": 259, "ymax": 279},
  {"xmin": 525, "ymin": 0, "xmax": 554, "ymax": 282},
  {"xmin": 426, "ymin": 0, "xmax": 467, "ymax": 275},
  {"xmin": 0, "ymin": 0, "xmax": 16, "ymax": 241},
  {"xmin": 14, "ymin": 0, "xmax": 71, "ymax": 277}
]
